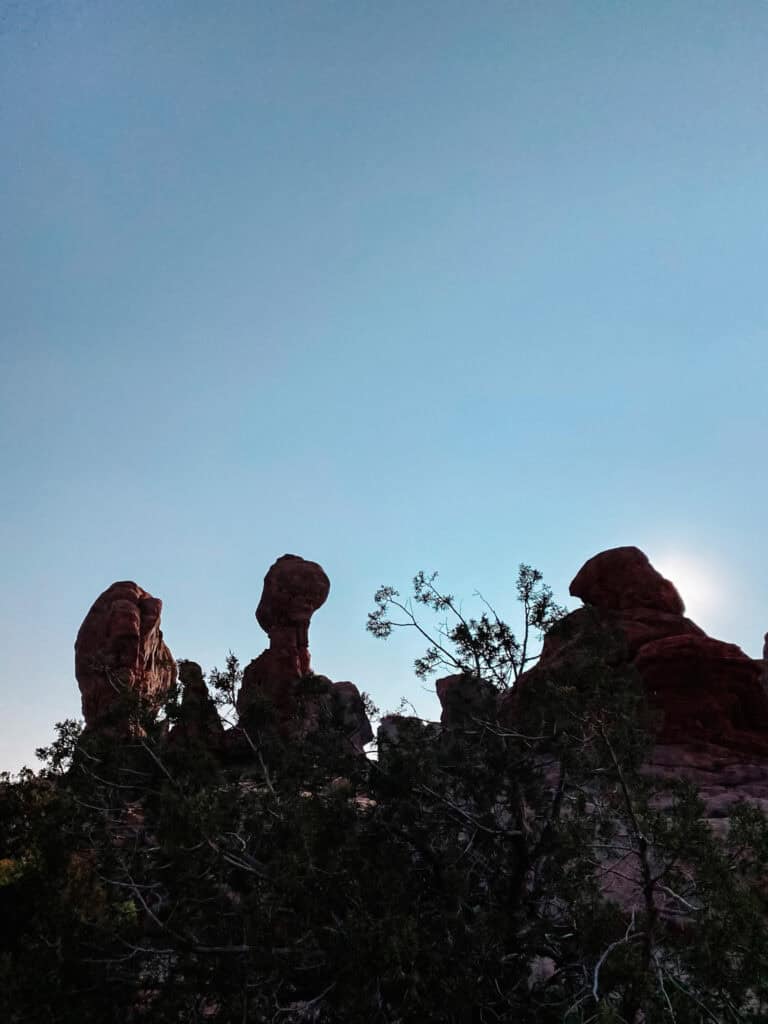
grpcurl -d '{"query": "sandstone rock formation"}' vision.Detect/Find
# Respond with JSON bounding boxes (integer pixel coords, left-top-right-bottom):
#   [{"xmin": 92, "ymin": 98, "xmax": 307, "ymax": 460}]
[
  {"xmin": 493, "ymin": 545, "xmax": 768, "ymax": 843},
  {"xmin": 237, "ymin": 554, "xmax": 329, "ymax": 715},
  {"xmin": 497, "ymin": 549, "xmax": 768, "ymax": 752},
  {"xmin": 556, "ymin": 546, "xmax": 768, "ymax": 755},
  {"xmin": 376, "ymin": 714, "xmax": 413, "ymax": 748},
  {"xmin": 569, "ymin": 545, "xmax": 684, "ymax": 616},
  {"xmin": 396, "ymin": 547, "xmax": 768, "ymax": 828},
  {"xmin": 75, "ymin": 581, "xmax": 176, "ymax": 730},
  {"xmin": 237, "ymin": 668, "xmax": 372, "ymax": 755},
  {"xmin": 332, "ymin": 680, "xmax": 374, "ymax": 752},
  {"xmin": 635, "ymin": 634, "xmax": 768, "ymax": 753},
  {"xmin": 168, "ymin": 661, "xmax": 224, "ymax": 751},
  {"xmin": 256, "ymin": 554, "xmax": 330, "ymax": 676},
  {"xmin": 647, "ymin": 742, "xmax": 768, "ymax": 825},
  {"xmin": 435, "ymin": 673, "xmax": 497, "ymax": 728},
  {"xmin": 237, "ymin": 555, "xmax": 371, "ymax": 753},
  {"xmin": 376, "ymin": 713, "xmax": 440, "ymax": 769}
]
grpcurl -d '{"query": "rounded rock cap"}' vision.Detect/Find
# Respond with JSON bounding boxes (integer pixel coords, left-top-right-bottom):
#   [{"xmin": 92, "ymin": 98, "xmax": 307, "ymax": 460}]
[
  {"xmin": 569, "ymin": 546, "xmax": 684, "ymax": 615},
  {"xmin": 256, "ymin": 554, "xmax": 330, "ymax": 633}
]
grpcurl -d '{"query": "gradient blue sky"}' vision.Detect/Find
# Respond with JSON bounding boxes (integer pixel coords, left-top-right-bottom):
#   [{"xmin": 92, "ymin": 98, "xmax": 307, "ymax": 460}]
[{"xmin": 2, "ymin": 1, "xmax": 767, "ymax": 771}]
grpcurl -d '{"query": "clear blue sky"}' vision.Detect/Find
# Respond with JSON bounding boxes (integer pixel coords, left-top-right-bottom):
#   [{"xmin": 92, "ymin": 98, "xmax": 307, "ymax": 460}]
[{"xmin": 2, "ymin": 1, "xmax": 767, "ymax": 771}]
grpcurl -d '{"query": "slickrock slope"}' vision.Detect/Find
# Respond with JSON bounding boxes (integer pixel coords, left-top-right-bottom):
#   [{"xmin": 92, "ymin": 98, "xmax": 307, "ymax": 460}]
[{"xmin": 75, "ymin": 581, "xmax": 176, "ymax": 730}]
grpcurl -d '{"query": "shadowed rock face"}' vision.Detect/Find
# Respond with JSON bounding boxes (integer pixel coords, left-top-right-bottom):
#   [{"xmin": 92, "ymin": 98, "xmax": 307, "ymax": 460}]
[
  {"xmin": 635, "ymin": 635, "xmax": 768, "ymax": 752},
  {"xmin": 236, "ymin": 665, "xmax": 372, "ymax": 754},
  {"xmin": 255, "ymin": 554, "xmax": 330, "ymax": 675},
  {"xmin": 168, "ymin": 661, "xmax": 224, "ymax": 751},
  {"xmin": 435, "ymin": 674, "xmax": 497, "ymax": 728},
  {"xmin": 75, "ymin": 581, "xmax": 176, "ymax": 730},
  {"xmin": 237, "ymin": 555, "xmax": 371, "ymax": 753},
  {"xmin": 646, "ymin": 743, "xmax": 768, "ymax": 823},
  {"xmin": 510, "ymin": 546, "xmax": 768, "ymax": 757},
  {"xmin": 238, "ymin": 554, "xmax": 330, "ymax": 714},
  {"xmin": 332, "ymin": 681, "xmax": 374, "ymax": 752},
  {"xmin": 569, "ymin": 545, "xmax": 684, "ymax": 616},
  {"xmin": 416, "ymin": 548, "xmax": 768, "ymax": 893}
]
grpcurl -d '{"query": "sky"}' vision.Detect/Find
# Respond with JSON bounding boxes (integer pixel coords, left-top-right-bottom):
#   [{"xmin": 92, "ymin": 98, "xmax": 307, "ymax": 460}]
[{"xmin": 2, "ymin": 1, "xmax": 767, "ymax": 772}]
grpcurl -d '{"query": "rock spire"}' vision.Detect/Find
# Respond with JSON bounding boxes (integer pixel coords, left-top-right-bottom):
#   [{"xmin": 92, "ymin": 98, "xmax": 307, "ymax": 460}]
[{"xmin": 75, "ymin": 581, "xmax": 176, "ymax": 731}]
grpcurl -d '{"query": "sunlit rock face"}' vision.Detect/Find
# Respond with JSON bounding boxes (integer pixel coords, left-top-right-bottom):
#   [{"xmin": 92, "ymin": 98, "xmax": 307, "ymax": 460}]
[
  {"xmin": 75, "ymin": 581, "xmax": 176, "ymax": 731},
  {"xmin": 237, "ymin": 555, "xmax": 371, "ymax": 753}
]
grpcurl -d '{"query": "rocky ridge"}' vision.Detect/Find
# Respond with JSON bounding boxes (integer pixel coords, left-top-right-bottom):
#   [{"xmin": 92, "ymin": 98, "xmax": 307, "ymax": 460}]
[{"xmin": 74, "ymin": 547, "xmax": 768, "ymax": 818}]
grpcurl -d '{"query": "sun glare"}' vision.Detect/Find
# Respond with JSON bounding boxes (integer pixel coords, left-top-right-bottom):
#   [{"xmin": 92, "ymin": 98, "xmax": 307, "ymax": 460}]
[{"xmin": 653, "ymin": 552, "xmax": 722, "ymax": 623}]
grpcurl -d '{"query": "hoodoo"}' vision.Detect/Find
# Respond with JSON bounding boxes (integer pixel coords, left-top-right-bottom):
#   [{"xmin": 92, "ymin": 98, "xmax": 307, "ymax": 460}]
[
  {"xmin": 75, "ymin": 580, "xmax": 176, "ymax": 731},
  {"xmin": 237, "ymin": 554, "xmax": 371, "ymax": 752}
]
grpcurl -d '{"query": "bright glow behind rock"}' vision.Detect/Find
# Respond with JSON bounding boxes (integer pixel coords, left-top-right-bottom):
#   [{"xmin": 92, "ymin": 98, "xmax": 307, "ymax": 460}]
[{"xmin": 653, "ymin": 553, "xmax": 722, "ymax": 623}]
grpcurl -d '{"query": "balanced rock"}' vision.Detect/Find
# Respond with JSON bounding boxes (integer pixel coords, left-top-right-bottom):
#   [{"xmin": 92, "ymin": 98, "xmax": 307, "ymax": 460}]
[
  {"xmin": 237, "ymin": 555, "xmax": 371, "ymax": 753},
  {"xmin": 238, "ymin": 554, "xmax": 330, "ymax": 716},
  {"xmin": 255, "ymin": 554, "xmax": 330, "ymax": 675},
  {"xmin": 75, "ymin": 581, "xmax": 176, "ymax": 730}
]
